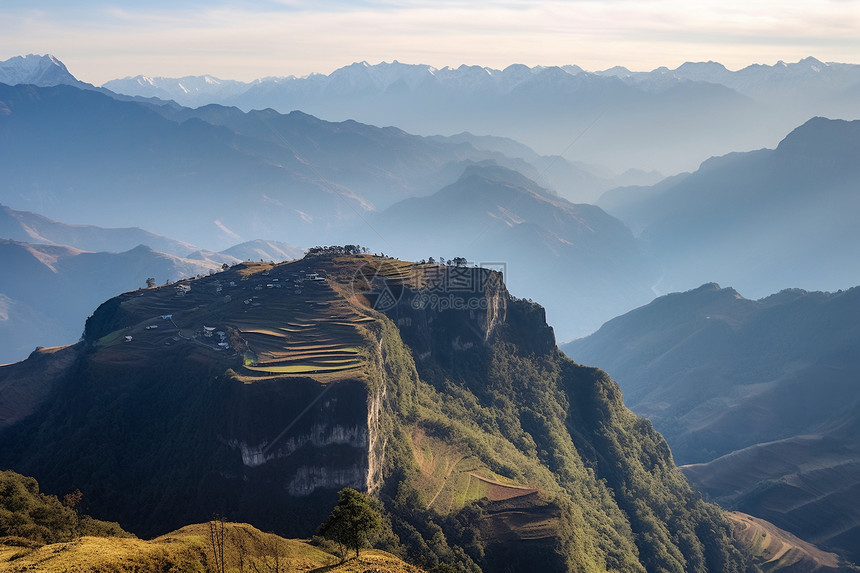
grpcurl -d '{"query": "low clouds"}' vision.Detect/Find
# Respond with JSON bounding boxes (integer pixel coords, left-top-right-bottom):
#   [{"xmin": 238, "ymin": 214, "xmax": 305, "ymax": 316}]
[{"xmin": 1, "ymin": 0, "xmax": 857, "ymax": 83}]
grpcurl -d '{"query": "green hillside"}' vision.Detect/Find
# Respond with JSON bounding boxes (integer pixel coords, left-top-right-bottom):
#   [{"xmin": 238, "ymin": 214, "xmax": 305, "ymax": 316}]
[
  {"xmin": 563, "ymin": 282, "xmax": 860, "ymax": 566},
  {"xmin": 0, "ymin": 252, "xmax": 754, "ymax": 572}
]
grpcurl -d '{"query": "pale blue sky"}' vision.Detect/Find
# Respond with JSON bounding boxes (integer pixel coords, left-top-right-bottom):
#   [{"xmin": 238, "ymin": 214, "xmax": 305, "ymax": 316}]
[{"xmin": 2, "ymin": 0, "xmax": 858, "ymax": 84}]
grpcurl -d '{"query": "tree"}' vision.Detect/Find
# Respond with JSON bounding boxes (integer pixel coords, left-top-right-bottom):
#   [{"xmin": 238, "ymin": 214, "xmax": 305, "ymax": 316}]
[
  {"xmin": 145, "ymin": 277, "xmax": 156, "ymax": 288},
  {"xmin": 318, "ymin": 488, "xmax": 381, "ymax": 561},
  {"xmin": 208, "ymin": 515, "xmax": 226, "ymax": 573}
]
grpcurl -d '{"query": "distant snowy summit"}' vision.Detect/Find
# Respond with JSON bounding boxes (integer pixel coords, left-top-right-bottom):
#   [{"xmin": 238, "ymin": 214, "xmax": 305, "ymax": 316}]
[
  {"xmin": 4, "ymin": 53, "xmax": 857, "ymax": 108},
  {"xmin": 104, "ymin": 73, "xmax": 252, "ymax": 104},
  {"xmin": 0, "ymin": 54, "xmax": 86, "ymax": 88},
  {"xmin": 99, "ymin": 56, "xmax": 860, "ymax": 107},
  {"xmin": 4, "ymin": 53, "xmax": 859, "ymax": 174}
]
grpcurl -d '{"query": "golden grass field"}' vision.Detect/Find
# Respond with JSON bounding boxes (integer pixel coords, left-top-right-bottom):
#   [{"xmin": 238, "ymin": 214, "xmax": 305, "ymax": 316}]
[
  {"xmin": 729, "ymin": 511, "xmax": 842, "ymax": 572},
  {"xmin": 411, "ymin": 428, "xmax": 537, "ymax": 514},
  {"xmin": 0, "ymin": 522, "xmax": 423, "ymax": 573}
]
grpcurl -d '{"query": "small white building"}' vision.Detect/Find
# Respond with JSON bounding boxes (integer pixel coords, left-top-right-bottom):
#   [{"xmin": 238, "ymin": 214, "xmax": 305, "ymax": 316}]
[{"xmin": 203, "ymin": 326, "xmax": 216, "ymax": 337}]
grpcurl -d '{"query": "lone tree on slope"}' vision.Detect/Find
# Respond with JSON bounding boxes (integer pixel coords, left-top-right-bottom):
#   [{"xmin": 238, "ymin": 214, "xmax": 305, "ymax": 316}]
[{"xmin": 317, "ymin": 488, "xmax": 381, "ymax": 561}]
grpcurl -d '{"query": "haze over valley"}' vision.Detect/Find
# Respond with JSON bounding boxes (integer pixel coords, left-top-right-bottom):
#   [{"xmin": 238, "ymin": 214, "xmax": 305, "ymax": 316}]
[{"xmin": 1, "ymin": 26, "xmax": 859, "ymax": 571}]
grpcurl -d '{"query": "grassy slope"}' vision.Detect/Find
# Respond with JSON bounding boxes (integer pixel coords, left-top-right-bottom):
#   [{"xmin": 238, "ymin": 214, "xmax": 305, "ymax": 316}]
[
  {"xmin": 729, "ymin": 512, "xmax": 847, "ymax": 573},
  {"xmin": 0, "ymin": 522, "xmax": 422, "ymax": 573}
]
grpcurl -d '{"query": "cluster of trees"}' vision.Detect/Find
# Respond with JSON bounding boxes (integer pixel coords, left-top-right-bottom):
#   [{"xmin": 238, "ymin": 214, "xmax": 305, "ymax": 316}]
[
  {"xmin": 306, "ymin": 245, "xmax": 369, "ymax": 257},
  {"xmin": 303, "ymin": 245, "xmax": 474, "ymax": 267},
  {"xmin": 419, "ymin": 256, "xmax": 468, "ymax": 266},
  {"xmin": 0, "ymin": 470, "xmax": 128, "ymax": 545}
]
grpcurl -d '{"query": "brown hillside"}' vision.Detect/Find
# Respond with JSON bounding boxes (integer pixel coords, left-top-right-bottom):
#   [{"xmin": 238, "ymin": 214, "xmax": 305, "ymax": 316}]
[{"xmin": 0, "ymin": 522, "xmax": 423, "ymax": 573}]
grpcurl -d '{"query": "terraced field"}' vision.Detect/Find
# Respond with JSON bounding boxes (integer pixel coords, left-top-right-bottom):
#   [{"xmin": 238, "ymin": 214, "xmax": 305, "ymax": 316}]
[
  {"xmin": 83, "ymin": 259, "xmax": 389, "ymax": 383},
  {"xmin": 729, "ymin": 512, "xmax": 843, "ymax": 572},
  {"xmin": 412, "ymin": 429, "xmax": 537, "ymax": 513},
  {"xmin": 87, "ymin": 255, "xmax": 491, "ymax": 383},
  {"xmin": 229, "ymin": 268, "xmax": 374, "ymax": 382}
]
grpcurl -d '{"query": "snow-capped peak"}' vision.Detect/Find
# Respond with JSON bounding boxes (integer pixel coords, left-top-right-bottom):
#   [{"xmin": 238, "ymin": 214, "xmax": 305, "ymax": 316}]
[{"xmin": 0, "ymin": 54, "xmax": 82, "ymax": 87}]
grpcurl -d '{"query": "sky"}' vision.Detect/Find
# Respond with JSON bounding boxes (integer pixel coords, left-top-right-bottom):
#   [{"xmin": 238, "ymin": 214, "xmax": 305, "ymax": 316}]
[{"xmin": 2, "ymin": 0, "xmax": 859, "ymax": 85}]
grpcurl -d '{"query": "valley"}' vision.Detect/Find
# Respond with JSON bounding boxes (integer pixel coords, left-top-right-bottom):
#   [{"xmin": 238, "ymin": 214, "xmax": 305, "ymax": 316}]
[
  {"xmin": 2, "ymin": 45, "xmax": 860, "ymax": 572},
  {"xmin": 564, "ymin": 283, "xmax": 860, "ymax": 564}
]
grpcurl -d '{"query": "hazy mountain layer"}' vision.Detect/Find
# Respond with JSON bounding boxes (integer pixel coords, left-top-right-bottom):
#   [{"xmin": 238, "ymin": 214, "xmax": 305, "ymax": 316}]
[
  {"xmin": 0, "ymin": 82, "xmax": 565, "ymax": 250},
  {"xmin": 0, "ymin": 82, "xmax": 665, "ymax": 341},
  {"xmin": 0, "ymin": 253, "xmax": 753, "ymax": 572},
  {"xmin": 368, "ymin": 164, "xmax": 658, "ymax": 339},
  {"xmin": 0, "ymin": 203, "xmax": 198, "ymax": 257},
  {"xmin": 600, "ymin": 117, "xmax": 860, "ymax": 298},
  {"xmin": 562, "ymin": 283, "xmax": 860, "ymax": 563},
  {"xmin": 0, "ymin": 239, "xmax": 221, "ymax": 365},
  {"xmin": 102, "ymin": 58, "xmax": 860, "ymax": 174}
]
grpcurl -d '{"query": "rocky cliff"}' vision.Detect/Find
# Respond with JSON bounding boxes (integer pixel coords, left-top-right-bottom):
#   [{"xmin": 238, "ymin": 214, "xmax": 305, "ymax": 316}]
[{"xmin": 0, "ymin": 252, "xmax": 753, "ymax": 572}]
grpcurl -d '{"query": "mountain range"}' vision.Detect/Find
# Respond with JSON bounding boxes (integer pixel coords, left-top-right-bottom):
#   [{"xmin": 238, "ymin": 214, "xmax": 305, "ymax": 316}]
[
  {"xmin": 2, "ymin": 51, "xmax": 860, "ymax": 571},
  {"xmin": 0, "ymin": 81, "xmax": 558, "ymax": 248},
  {"xmin": 0, "ymin": 79, "xmax": 665, "ymax": 343},
  {"xmin": 563, "ymin": 283, "xmax": 860, "ymax": 563},
  {"xmin": 101, "ymin": 57, "xmax": 860, "ymax": 174},
  {"xmin": 599, "ymin": 117, "xmax": 860, "ymax": 298}
]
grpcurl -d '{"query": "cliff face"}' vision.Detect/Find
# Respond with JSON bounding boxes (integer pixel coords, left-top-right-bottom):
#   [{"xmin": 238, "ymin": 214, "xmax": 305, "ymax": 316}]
[{"xmin": 0, "ymin": 254, "xmax": 752, "ymax": 571}]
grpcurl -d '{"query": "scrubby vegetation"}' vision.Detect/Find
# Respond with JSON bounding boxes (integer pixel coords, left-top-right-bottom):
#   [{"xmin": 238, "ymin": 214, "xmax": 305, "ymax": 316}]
[{"xmin": 0, "ymin": 470, "xmax": 129, "ymax": 546}]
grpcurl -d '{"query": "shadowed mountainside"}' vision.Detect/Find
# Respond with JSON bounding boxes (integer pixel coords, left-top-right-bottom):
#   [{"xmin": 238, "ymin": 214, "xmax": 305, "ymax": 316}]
[
  {"xmin": 563, "ymin": 283, "xmax": 860, "ymax": 563},
  {"xmin": 599, "ymin": 117, "xmax": 860, "ymax": 298}
]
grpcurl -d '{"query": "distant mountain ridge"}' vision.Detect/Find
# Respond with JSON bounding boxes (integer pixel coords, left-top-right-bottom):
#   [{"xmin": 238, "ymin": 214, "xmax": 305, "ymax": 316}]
[
  {"xmin": 0, "ymin": 203, "xmax": 197, "ymax": 257},
  {"xmin": 368, "ymin": 164, "xmax": 658, "ymax": 339},
  {"xmin": 563, "ymin": 282, "xmax": 860, "ymax": 563},
  {"xmin": 0, "ymin": 206, "xmax": 304, "ymax": 364},
  {"xmin": 599, "ymin": 117, "xmax": 860, "ymax": 298},
  {"xmin": 99, "ymin": 56, "xmax": 860, "ymax": 173},
  {"xmin": 0, "ymin": 54, "xmax": 86, "ymax": 88},
  {"xmin": 104, "ymin": 57, "xmax": 860, "ymax": 109}
]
